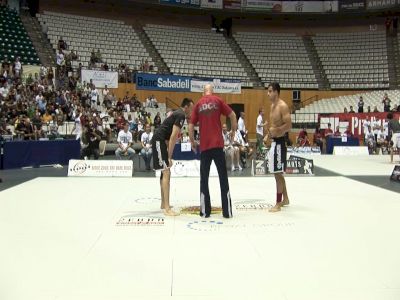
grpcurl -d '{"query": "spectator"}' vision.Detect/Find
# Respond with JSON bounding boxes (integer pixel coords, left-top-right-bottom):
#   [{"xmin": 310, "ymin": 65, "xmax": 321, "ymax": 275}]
[
  {"xmin": 357, "ymin": 96, "xmax": 364, "ymax": 113},
  {"xmin": 81, "ymin": 121, "xmax": 102, "ymax": 160},
  {"xmin": 58, "ymin": 36, "xmax": 67, "ymax": 50},
  {"xmin": 349, "ymin": 106, "xmax": 355, "ymax": 113},
  {"xmin": 365, "ymin": 125, "xmax": 376, "ymax": 154},
  {"xmin": 382, "ymin": 93, "xmax": 391, "ymax": 112},
  {"xmin": 13, "ymin": 57, "xmax": 22, "ymax": 78},
  {"xmin": 256, "ymin": 108, "xmax": 267, "ymax": 156},
  {"xmin": 96, "ymin": 49, "xmax": 102, "ymax": 63},
  {"xmin": 324, "ymin": 123, "xmax": 333, "ymax": 138},
  {"xmin": 344, "ymin": 126, "xmax": 353, "ymax": 137},
  {"xmin": 222, "ymin": 123, "xmax": 240, "ymax": 171},
  {"xmin": 367, "ymin": 105, "xmax": 371, "ymax": 113},
  {"xmin": 15, "ymin": 117, "xmax": 35, "ymax": 140},
  {"xmin": 115, "ymin": 123, "xmax": 134, "ymax": 160},
  {"xmin": 232, "ymin": 128, "xmax": 248, "ymax": 170},
  {"xmin": 373, "ymin": 106, "xmax": 379, "ymax": 112},
  {"xmin": 56, "ymin": 49, "xmax": 65, "ymax": 68},
  {"xmin": 41, "ymin": 21, "xmax": 48, "ymax": 38},
  {"xmin": 297, "ymin": 127, "xmax": 310, "ymax": 146},
  {"xmin": 238, "ymin": 111, "xmax": 248, "ymax": 143},
  {"xmin": 334, "ymin": 126, "xmax": 341, "ymax": 137},
  {"xmin": 343, "ymin": 107, "xmax": 348, "ymax": 113},
  {"xmin": 90, "ymin": 85, "xmax": 99, "ymax": 109},
  {"xmin": 385, "ymin": 17, "xmax": 392, "ymax": 34},
  {"xmin": 314, "ymin": 125, "xmax": 323, "ymax": 152},
  {"xmin": 140, "ymin": 124, "xmax": 153, "ymax": 171},
  {"xmin": 153, "ymin": 112, "xmax": 162, "ymax": 129}
]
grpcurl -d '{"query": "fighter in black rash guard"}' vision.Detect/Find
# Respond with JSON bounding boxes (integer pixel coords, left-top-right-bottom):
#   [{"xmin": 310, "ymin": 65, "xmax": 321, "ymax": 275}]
[{"xmin": 152, "ymin": 98, "xmax": 194, "ymax": 216}]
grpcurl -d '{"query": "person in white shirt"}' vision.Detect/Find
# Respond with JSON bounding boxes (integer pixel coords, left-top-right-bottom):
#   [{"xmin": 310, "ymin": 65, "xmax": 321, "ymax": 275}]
[
  {"xmin": 71, "ymin": 109, "xmax": 82, "ymax": 140},
  {"xmin": 364, "ymin": 125, "xmax": 376, "ymax": 154},
  {"xmin": 56, "ymin": 49, "xmax": 64, "ymax": 67},
  {"xmin": 222, "ymin": 124, "xmax": 240, "ymax": 171},
  {"xmin": 13, "ymin": 57, "xmax": 22, "ymax": 78},
  {"xmin": 233, "ymin": 128, "xmax": 248, "ymax": 170},
  {"xmin": 90, "ymin": 85, "xmax": 99, "ymax": 109},
  {"xmin": 363, "ymin": 119, "xmax": 371, "ymax": 137},
  {"xmin": 371, "ymin": 119, "xmax": 381, "ymax": 142},
  {"xmin": 140, "ymin": 124, "xmax": 153, "ymax": 170},
  {"xmin": 376, "ymin": 125, "xmax": 387, "ymax": 152},
  {"xmin": 102, "ymin": 85, "xmax": 109, "ymax": 97},
  {"xmin": 115, "ymin": 123, "xmax": 135, "ymax": 160},
  {"xmin": 238, "ymin": 111, "xmax": 248, "ymax": 142},
  {"xmin": 256, "ymin": 108, "xmax": 268, "ymax": 156}
]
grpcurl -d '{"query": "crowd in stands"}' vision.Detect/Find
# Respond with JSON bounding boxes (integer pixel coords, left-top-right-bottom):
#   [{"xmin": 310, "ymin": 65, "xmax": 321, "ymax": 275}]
[{"xmin": 0, "ymin": 48, "xmax": 168, "ymax": 168}]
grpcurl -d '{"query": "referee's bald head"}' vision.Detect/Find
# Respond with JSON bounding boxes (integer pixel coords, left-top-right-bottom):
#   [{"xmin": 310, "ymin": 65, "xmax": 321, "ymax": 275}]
[{"xmin": 203, "ymin": 84, "xmax": 214, "ymax": 95}]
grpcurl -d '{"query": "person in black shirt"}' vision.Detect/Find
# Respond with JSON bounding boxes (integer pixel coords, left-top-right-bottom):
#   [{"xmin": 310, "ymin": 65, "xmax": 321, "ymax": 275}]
[
  {"xmin": 81, "ymin": 122, "xmax": 102, "ymax": 160},
  {"xmin": 152, "ymin": 98, "xmax": 194, "ymax": 216}
]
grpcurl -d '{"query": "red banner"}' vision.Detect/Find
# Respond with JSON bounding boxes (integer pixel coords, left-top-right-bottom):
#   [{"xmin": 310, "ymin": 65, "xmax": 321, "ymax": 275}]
[{"xmin": 319, "ymin": 112, "xmax": 400, "ymax": 139}]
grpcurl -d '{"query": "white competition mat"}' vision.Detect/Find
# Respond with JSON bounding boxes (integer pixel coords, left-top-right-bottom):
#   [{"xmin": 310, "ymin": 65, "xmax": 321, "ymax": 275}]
[{"xmin": 1, "ymin": 170, "xmax": 400, "ymax": 299}]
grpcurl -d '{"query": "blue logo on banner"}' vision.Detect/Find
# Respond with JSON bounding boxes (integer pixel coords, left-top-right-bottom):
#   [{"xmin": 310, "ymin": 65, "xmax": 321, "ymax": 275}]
[{"xmin": 136, "ymin": 73, "xmax": 192, "ymax": 92}]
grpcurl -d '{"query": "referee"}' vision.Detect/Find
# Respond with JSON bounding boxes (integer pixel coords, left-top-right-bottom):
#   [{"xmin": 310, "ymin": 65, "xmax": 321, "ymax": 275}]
[{"xmin": 189, "ymin": 84, "xmax": 237, "ymax": 218}]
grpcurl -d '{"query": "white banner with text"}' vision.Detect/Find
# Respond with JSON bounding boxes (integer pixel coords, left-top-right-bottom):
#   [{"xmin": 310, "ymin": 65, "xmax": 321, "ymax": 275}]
[
  {"xmin": 81, "ymin": 70, "xmax": 118, "ymax": 88},
  {"xmin": 68, "ymin": 160, "xmax": 133, "ymax": 177}
]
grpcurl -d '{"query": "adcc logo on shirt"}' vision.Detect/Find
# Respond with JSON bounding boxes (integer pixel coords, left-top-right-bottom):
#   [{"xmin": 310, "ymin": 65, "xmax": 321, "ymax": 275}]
[{"xmin": 199, "ymin": 102, "xmax": 218, "ymax": 115}]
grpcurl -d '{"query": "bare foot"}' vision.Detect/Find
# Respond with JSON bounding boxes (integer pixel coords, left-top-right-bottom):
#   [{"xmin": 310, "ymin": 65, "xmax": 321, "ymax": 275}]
[
  {"xmin": 282, "ymin": 198, "xmax": 290, "ymax": 206},
  {"xmin": 161, "ymin": 205, "xmax": 173, "ymax": 209},
  {"xmin": 163, "ymin": 208, "xmax": 179, "ymax": 216},
  {"xmin": 269, "ymin": 203, "xmax": 283, "ymax": 213}
]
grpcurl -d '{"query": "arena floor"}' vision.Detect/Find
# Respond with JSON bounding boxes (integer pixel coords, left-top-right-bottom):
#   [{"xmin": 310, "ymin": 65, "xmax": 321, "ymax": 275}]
[{"xmin": 0, "ymin": 156, "xmax": 399, "ymax": 300}]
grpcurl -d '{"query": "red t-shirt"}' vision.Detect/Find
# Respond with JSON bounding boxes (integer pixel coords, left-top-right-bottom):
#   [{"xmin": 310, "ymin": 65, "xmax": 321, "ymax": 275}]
[{"xmin": 190, "ymin": 95, "xmax": 232, "ymax": 152}]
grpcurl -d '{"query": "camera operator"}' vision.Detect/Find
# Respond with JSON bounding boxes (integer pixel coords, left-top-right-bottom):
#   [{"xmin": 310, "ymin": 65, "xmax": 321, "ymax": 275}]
[{"xmin": 81, "ymin": 121, "xmax": 102, "ymax": 160}]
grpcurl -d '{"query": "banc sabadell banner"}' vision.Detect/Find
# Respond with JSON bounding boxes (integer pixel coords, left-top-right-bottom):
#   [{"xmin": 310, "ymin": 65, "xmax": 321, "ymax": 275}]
[{"xmin": 136, "ymin": 73, "xmax": 242, "ymax": 94}]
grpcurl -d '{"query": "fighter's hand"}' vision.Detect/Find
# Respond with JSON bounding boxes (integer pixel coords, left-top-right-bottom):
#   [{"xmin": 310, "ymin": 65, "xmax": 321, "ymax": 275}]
[
  {"xmin": 191, "ymin": 141, "xmax": 197, "ymax": 153},
  {"xmin": 229, "ymin": 130, "xmax": 235, "ymax": 142},
  {"xmin": 168, "ymin": 158, "xmax": 173, "ymax": 168},
  {"xmin": 263, "ymin": 134, "xmax": 270, "ymax": 144}
]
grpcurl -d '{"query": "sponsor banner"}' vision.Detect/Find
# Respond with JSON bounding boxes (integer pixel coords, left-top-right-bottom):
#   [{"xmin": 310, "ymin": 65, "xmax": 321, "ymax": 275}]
[
  {"xmin": 201, "ymin": 0, "xmax": 223, "ymax": 8},
  {"xmin": 287, "ymin": 146, "xmax": 321, "ymax": 155},
  {"xmin": 244, "ymin": 0, "xmax": 282, "ymax": 11},
  {"xmin": 320, "ymin": 113, "xmax": 400, "ymax": 139},
  {"xmin": 282, "ymin": 1, "xmax": 338, "ymax": 12},
  {"xmin": 224, "ymin": 0, "xmax": 242, "ymax": 9},
  {"xmin": 68, "ymin": 159, "xmax": 133, "ymax": 177},
  {"xmin": 339, "ymin": 0, "xmax": 365, "ymax": 11},
  {"xmin": 191, "ymin": 78, "xmax": 241, "ymax": 94},
  {"xmin": 333, "ymin": 146, "xmax": 369, "ymax": 155},
  {"xmin": 81, "ymin": 70, "xmax": 118, "ymax": 88},
  {"xmin": 366, "ymin": 0, "xmax": 400, "ymax": 10},
  {"xmin": 252, "ymin": 155, "xmax": 314, "ymax": 176},
  {"xmin": 390, "ymin": 165, "xmax": 400, "ymax": 182},
  {"xmin": 136, "ymin": 73, "xmax": 191, "ymax": 92},
  {"xmin": 155, "ymin": 160, "xmax": 218, "ymax": 177},
  {"xmin": 159, "ymin": 0, "xmax": 201, "ymax": 7}
]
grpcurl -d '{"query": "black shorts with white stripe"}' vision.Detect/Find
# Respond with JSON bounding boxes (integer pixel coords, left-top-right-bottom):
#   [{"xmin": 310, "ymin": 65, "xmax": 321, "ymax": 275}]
[
  {"xmin": 268, "ymin": 136, "xmax": 287, "ymax": 173},
  {"xmin": 152, "ymin": 138, "xmax": 169, "ymax": 170}
]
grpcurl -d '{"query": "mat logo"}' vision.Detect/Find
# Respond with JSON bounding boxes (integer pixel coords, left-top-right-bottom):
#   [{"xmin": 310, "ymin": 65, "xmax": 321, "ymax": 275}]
[
  {"xmin": 116, "ymin": 215, "xmax": 165, "ymax": 226},
  {"xmin": 234, "ymin": 199, "xmax": 273, "ymax": 211},
  {"xmin": 186, "ymin": 220, "xmax": 295, "ymax": 232},
  {"xmin": 69, "ymin": 161, "xmax": 90, "ymax": 175},
  {"xmin": 132, "ymin": 197, "xmax": 161, "ymax": 204},
  {"xmin": 186, "ymin": 220, "xmax": 224, "ymax": 231}
]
